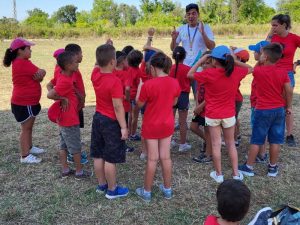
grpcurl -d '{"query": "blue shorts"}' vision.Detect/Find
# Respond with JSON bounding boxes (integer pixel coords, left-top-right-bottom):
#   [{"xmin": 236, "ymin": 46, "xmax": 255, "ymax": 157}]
[
  {"xmin": 288, "ymin": 71, "xmax": 295, "ymax": 88},
  {"xmin": 174, "ymin": 92, "xmax": 189, "ymax": 111},
  {"xmin": 251, "ymin": 107, "xmax": 285, "ymax": 145},
  {"xmin": 250, "ymin": 107, "xmax": 255, "ymax": 128}
]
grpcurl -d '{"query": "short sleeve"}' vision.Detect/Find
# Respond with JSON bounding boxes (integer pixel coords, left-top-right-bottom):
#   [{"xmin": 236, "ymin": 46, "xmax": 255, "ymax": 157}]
[
  {"xmin": 111, "ymin": 78, "xmax": 123, "ymax": 99},
  {"xmin": 175, "ymin": 26, "xmax": 182, "ymax": 44},
  {"xmin": 194, "ymin": 70, "xmax": 208, "ymax": 84},
  {"xmin": 138, "ymin": 83, "xmax": 147, "ymax": 103},
  {"xmin": 204, "ymin": 24, "xmax": 214, "ymax": 41}
]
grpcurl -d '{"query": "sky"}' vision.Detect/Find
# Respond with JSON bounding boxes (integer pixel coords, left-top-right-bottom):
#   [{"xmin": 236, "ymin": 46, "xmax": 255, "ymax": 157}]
[{"xmin": 0, "ymin": 0, "xmax": 277, "ymax": 21}]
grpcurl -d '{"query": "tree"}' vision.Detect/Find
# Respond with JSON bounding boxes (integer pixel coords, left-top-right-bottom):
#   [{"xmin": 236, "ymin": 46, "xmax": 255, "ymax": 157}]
[
  {"xmin": 24, "ymin": 8, "xmax": 49, "ymax": 26},
  {"xmin": 277, "ymin": 0, "xmax": 300, "ymax": 22},
  {"xmin": 92, "ymin": 0, "xmax": 119, "ymax": 26},
  {"xmin": 118, "ymin": 4, "xmax": 139, "ymax": 26},
  {"xmin": 53, "ymin": 5, "xmax": 77, "ymax": 25},
  {"xmin": 199, "ymin": 0, "xmax": 231, "ymax": 24}
]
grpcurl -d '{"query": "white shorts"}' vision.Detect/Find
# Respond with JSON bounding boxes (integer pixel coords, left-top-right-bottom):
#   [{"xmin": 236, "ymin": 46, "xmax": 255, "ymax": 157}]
[{"xmin": 205, "ymin": 116, "xmax": 236, "ymax": 128}]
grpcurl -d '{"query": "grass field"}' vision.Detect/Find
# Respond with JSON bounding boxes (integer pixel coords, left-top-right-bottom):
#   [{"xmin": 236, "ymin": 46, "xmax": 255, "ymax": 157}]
[{"xmin": 0, "ymin": 37, "xmax": 299, "ymax": 225}]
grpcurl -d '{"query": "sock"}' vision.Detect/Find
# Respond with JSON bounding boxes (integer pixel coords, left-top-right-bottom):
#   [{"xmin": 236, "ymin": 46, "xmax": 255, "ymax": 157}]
[
  {"xmin": 22, "ymin": 154, "xmax": 29, "ymax": 158},
  {"xmin": 63, "ymin": 168, "xmax": 70, "ymax": 173},
  {"xmin": 163, "ymin": 187, "xmax": 171, "ymax": 192},
  {"xmin": 269, "ymin": 163, "xmax": 277, "ymax": 167},
  {"xmin": 76, "ymin": 170, "xmax": 83, "ymax": 175},
  {"xmin": 246, "ymin": 164, "xmax": 253, "ymax": 170},
  {"xmin": 143, "ymin": 189, "xmax": 151, "ymax": 195}
]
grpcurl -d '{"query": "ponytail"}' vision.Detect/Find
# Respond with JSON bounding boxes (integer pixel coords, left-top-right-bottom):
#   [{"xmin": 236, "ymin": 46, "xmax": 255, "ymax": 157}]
[
  {"xmin": 163, "ymin": 56, "xmax": 172, "ymax": 74},
  {"xmin": 172, "ymin": 46, "xmax": 186, "ymax": 78},
  {"xmin": 224, "ymin": 55, "xmax": 234, "ymax": 77},
  {"xmin": 174, "ymin": 52, "xmax": 180, "ymax": 78},
  {"xmin": 3, "ymin": 48, "xmax": 18, "ymax": 67}
]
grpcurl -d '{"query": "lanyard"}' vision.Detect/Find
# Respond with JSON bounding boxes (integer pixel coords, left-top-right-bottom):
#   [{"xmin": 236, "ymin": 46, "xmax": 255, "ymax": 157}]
[{"xmin": 187, "ymin": 23, "xmax": 198, "ymax": 51}]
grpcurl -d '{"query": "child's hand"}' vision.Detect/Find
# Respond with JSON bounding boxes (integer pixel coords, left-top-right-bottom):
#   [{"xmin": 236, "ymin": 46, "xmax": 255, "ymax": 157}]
[
  {"xmin": 33, "ymin": 70, "xmax": 46, "ymax": 82},
  {"xmin": 106, "ymin": 38, "xmax": 113, "ymax": 46},
  {"xmin": 120, "ymin": 128, "xmax": 128, "ymax": 140},
  {"xmin": 286, "ymin": 107, "xmax": 292, "ymax": 116},
  {"xmin": 60, "ymin": 98, "xmax": 69, "ymax": 112},
  {"xmin": 193, "ymin": 104, "xmax": 204, "ymax": 115},
  {"xmin": 148, "ymin": 27, "xmax": 155, "ymax": 37},
  {"xmin": 171, "ymin": 26, "xmax": 179, "ymax": 40}
]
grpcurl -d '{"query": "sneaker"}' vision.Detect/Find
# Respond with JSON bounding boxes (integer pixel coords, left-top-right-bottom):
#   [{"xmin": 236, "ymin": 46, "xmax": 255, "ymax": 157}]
[
  {"xmin": 61, "ymin": 168, "xmax": 75, "ymax": 179},
  {"xmin": 96, "ymin": 183, "xmax": 108, "ymax": 194},
  {"xmin": 171, "ymin": 139, "xmax": 178, "ymax": 148},
  {"xmin": 232, "ymin": 171, "xmax": 244, "ymax": 181},
  {"xmin": 140, "ymin": 153, "xmax": 147, "ymax": 160},
  {"xmin": 81, "ymin": 151, "xmax": 88, "ymax": 159},
  {"xmin": 237, "ymin": 135, "xmax": 242, "ymax": 141},
  {"xmin": 192, "ymin": 154, "xmax": 212, "ymax": 163},
  {"xmin": 159, "ymin": 184, "xmax": 173, "ymax": 199},
  {"xmin": 210, "ymin": 171, "xmax": 224, "ymax": 183},
  {"xmin": 20, "ymin": 154, "xmax": 42, "ymax": 164},
  {"xmin": 67, "ymin": 153, "xmax": 89, "ymax": 164},
  {"xmin": 129, "ymin": 134, "xmax": 141, "ymax": 141},
  {"xmin": 105, "ymin": 186, "xmax": 129, "ymax": 199},
  {"xmin": 255, "ymin": 153, "xmax": 268, "ymax": 164},
  {"xmin": 30, "ymin": 146, "xmax": 45, "ymax": 154},
  {"xmin": 174, "ymin": 122, "xmax": 180, "ymax": 130},
  {"xmin": 235, "ymin": 141, "xmax": 240, "ymax": 147},
  {"xmin": 286, "ymin": 135, "xmax": 296, "ymax": 147},
  {"xmin": 125, "ymin": 146, "xmax": 135, "ymax": 153},
  {"xmin": 238, "ymin": 164, "xmax": 254, "ymax": 177},
  {"xmin": 178, "ymin": 143, "xmax": 191, "ymax": 152},
  {"xmin": 267, "ymin": 164, "xmax": 278, "ymax": 177},
  {"xmin": 248, "ymin": 207, "xmax": 273, "ymax": 225},
  {"xmin": 136, "ymin": 187, "xmax": 151, "ymax": 202},
  {"xmin": 75, "ymin": 170, "xmax": 92, "ymax": 180}
]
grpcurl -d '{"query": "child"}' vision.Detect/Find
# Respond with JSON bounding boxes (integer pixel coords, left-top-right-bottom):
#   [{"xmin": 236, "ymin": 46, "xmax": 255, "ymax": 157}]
[
  {"xmin": 3, "ymin": 37, "xmax": 46, "ymax": 163},
  {"xmin": 90, "ymin": 44, "xmax": 129, "ymax": 199},
  {"xmin": 135, "ymin": 52, "xmax": 181, "ymax": 202},
  {"xmin": 127, "ymin": 50, "xmax": 144, "ymax": 141},
  {"xmin": 238, "ymin": 43, "xmax": 293, "ymax": 177},
  {"xmin": 204, "ymin": 179, "xmax": 251, "ymax": 225},
  {"xmin": 47, "ymin": 51, "xmax": 91, "ymax": 179},
  {"xmin": 191, "ymin": 51, "xmax": 213, "ymax": 163},
  {"xmin": 248, "ymin": 40, "xmax": 270, "ymax": 163},
  {"xmin": 169, "ymin": 46, "xmax": 192, "ymax": 152},
  {"xmin": 188, "ymin": 45, "xmax": 252, "ymax": 183}
]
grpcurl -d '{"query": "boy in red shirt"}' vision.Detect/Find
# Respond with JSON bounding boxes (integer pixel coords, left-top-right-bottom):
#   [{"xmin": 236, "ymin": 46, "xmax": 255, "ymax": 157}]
[
  {"xmin": 239, "ymin": 43, "xmax": 293, "ymax": 177},
  {"xmin": 91, "ymin": 44, "xmax": 129, "ymax": 199},
  {"xmin": 204, "ymin": 179, "xmax": 251, "ymax": 225},
  {"xmin": 47, "ymin": 51, "xmax": 91, "ymax": 179}
]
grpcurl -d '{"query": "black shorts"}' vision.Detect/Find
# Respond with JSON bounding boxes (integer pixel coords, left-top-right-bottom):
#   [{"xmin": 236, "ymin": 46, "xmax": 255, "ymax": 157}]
[
  {"xmin": 90, "ymin": 112, "xmax": 126, "ymax": 163},
  {"xmin": 140, "ymin": 103, "xmax": 147, "ymax": 115},
  {"xmin": 174, "ymin": 92, "xmax": 189, "ymax": 111},
  {"xmin": 11, "ymin": 103, "xmax": 41, "ymax": 123},
  {"xmin": 191, "ymin": 115, "xmax": 206, "ymax": 126},
  {"xmin": 79, "ymin": 109, "xmax": 84, "ymax": 128}
]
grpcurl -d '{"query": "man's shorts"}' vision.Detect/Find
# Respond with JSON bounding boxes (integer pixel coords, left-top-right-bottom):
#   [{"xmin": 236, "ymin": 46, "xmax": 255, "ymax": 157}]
[
  {"xmin": 11, "ymin": 103, "xmax": 41, "ymax": 123},
  {"xmin": 205, "ymin": 116, "xmax": 236, "ymax": 128},
  {"xmin": 191, "ymin": 115, "xmax": 206, "ymax": 126},
  {"xmin": 90, "ymin": 112, "xmax": 126, "ymax": 163},
  {"xmin": 174, "ymin": 92, "xmax": 189, "ymax": 111},
  {"xmin": 59, "ymin": 125, "xmax": 81, "ymax": 154},
  {"xmin": 251, "ymin": 107, "xmax": 285, "ymax": 145}
]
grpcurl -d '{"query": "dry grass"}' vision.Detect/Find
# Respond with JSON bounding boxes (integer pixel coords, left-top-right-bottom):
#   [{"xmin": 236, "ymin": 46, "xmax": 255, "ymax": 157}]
[{"xmin": 0, "ymin": 37, "xmax": 299, "ymax": 225}]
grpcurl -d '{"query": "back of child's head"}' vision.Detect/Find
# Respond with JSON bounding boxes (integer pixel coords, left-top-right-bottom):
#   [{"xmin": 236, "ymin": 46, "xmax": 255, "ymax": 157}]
[
  {"xmin": 57, "ymin": 51, "xmax": 76, "ymax": 71},
  {"xmin": 233, "ymin": 48, "xmax": 250, "ymax": 63},
  {"xmin": 172, "ymin": 46, "xmax": 186, "ymax": 77},
  {"xmin": 211, "ymin": 45, "xmax": 234, "ymax": 77},
  {"xmin": 217, "ymin": 179, "xmax": 251, "ymax": 222},
  {"xmin": 96, "ymin": 44, "xmax": 116, "ymax": 67},
  {"xmin": 127, "ymin": 50, "xmax": 143, "ymax": 68},
  {"xmin": 65, "ymin": 43, "xmax": 82, "ymax": 53},
  {"xmin": 122, "ymin": 45, "xmax": 134, "ymax": 56},
  {"xmin": 116, "ymin": 51, "xmax": 127, "ymax": 67},
  {"xmin": 262, "ymin": 43, "xmax": 283, "ymax": 64},
  {"xmin": 272, "ymin": 14, "xmax": 291, "ymax": 30},
  {"xmin": 150, "ymin": 52, "xmax": 172, "ymax": 74}
]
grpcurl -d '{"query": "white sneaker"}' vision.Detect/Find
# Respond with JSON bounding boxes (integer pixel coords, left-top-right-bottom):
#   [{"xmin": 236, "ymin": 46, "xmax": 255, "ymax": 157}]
[
  {"xmin": 178, "ymin": 143, "xmax": 191, "ymax": 152},
  {"xmin": 30, "ymin": 146, "xmax": 45, "ymax": 154},
  {"xmin": 171, "ymin": 139, "xmax": 178, "ymax": 148},
  {"xmin": 140, "ymin": 153, "xmax": 147, "ymax": 161},
  {"xmin": 210, "ymin": 171, "xmax": 224, "ymax": 183},
  {"xmin": 233, "ymin": 171, "xmax": 244, "ymax": 181},
  {"xmin": 20, "ymin": 154, "xmax": 42, "ymax": 164}
]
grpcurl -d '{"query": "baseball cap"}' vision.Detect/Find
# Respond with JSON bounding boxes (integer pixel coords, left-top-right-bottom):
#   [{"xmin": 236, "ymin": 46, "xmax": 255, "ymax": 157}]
[
  {"xmin": 248, "ymin": 41, "xmax": 270, "ymax": 53},
  {"xmin": 233, "ymin": 48, "xmax": 250, "ymax": 62},
  {"xmin": 53, "ymin": 48, "xmax": 65, "ymax": 59},
  {"xmin": 211, "ymin": 45, "xmax": 231, "ymax": 60},
  {"xmin": 10, "ymin": 37, "xmax": 35, "ymax": 51},
  {"xmin": 144, "ymin": 50, "xmax": 156, "ymax": 63}
]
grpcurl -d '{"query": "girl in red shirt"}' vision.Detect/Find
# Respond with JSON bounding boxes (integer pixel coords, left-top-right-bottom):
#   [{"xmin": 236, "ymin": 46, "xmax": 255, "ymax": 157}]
[
  {"xmin": 188, "ymin": 45, "xmax": 252, "ymax": 183},
  {"xmin": 3, "ymin": 37, "xmax": 46, "ymax": 164},
  {"xmin": 135, "ymin": 52, "xmax": 181, "ymax": 202},
  {"xmin": 169, "ymin": 46, "xmax": 192, "ymax": 152}
]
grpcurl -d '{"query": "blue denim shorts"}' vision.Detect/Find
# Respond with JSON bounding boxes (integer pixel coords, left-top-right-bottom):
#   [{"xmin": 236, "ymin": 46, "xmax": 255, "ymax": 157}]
[
  {"xmin": 288, "ymin": 71, "xmax": 295, "ymax": 88},
  {"xmin": 250, "ymin": 107, "xmax": 255, "ymax": 128},
  {"xmin": 251, "ymin": 107, "xmax": 285, "ymax": 145}
]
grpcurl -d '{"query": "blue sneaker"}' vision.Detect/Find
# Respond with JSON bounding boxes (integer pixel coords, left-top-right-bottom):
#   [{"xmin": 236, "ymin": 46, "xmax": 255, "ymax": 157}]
[
  {"xmin": 136, "ymin": 187, "xmax": 151, "ymax": 202},
  {"xmin": 96, "ymin": 183, "xmax": 108, "ymax": 194},
  {"xmin": 238, "ymin": 164, "xmax": 255, "ymax": 177},
  {"xmin": 267, "ymin": 164, "xmax": 278, "ymax": 177},
  {"xmin": 159, "ymin": 184, "xmax": 172, "ymax": 200},
  {"xmin": 129, "ymin": 134, "xmax": 141, "ymax": 141},
  {"xmin": 67, "ymin": 153, "xmax": 89, "ymax": 164},
  {"xmin": 105, "ymin": 186, "xmax": 129, "ymax": 199}
]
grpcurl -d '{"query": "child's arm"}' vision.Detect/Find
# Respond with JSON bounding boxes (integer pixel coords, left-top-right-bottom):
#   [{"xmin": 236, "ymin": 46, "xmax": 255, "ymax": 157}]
[
  {"xmin": 112, "ymin": 98, "xmax": 128, "ymax": 140},
  {"xmin": 135, "ymin": 79, "xmax": 143, "ymax": 103},
  {"xmin": 33, "ymin": 69, "xmax": 46, "ymax": 82},
  {"xmin": 187, "ymin": 54, "xmax": 209, "ymax": 79},
  {"xmin": 234, "ymin": 60, "xmax": 253, "ymax": 74},
  {"xmin": 125, "ymin": 86, "xmax": 130, "ymax": 102},
  {"xmin": 47, "ymin": 89, "xmax": 69, "ymax": 111},
  {"xmin": 284, "ymin": 82, "xmax": 293, "ymax": 115},
  {"xmin": 46, "ymin": 81, "xmax": 54, "ymax": 91},
  {"xmin": 194, "ymin": 101, "xmax": 205, "ymax": 115}
]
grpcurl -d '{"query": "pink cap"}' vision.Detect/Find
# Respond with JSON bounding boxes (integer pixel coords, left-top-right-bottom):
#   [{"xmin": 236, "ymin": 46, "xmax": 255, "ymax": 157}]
[
  {"xmin": 53, "ymin": 48, "xmax": 65, "ymax": 59},
  {"xmin": 10, "ymin": 37, "xmax": 35, "ymax": 51}
]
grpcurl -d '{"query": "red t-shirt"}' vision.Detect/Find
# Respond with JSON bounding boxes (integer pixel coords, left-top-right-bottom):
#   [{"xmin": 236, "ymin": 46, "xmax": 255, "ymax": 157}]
[
  {"xmin": 91, "ymin": 71, "xmax": 123, "ymax": 120},
  {"xmin": 204, "ymin": 215, "xmax": 220, "ymax": 225},
  {"xmin": 114, "ymin": 69, "xmax": 131, "ymax": 112},
  {"xmin": 54, "ymin": 73, "xmax": 79, "ymax": 127},
  {"xmin": 139, "ymin": 76, "xmax": 181, "ymax": 139},
  {"xmin": 194, "ymin": 67, "xmax": 248, "ymax": 119},
  {"xmin": 169, "ymin": 64, "xmax": 191, "ymax": 92},
  {"xmin": 272, "ymin": 33, "xmax": 300, "ymax": 73},
  {"xmin": 128, "ymin": 66, "xmax": 142, "ymax": 100},
  {"xmin": 235, "ymin": 86, "xmax": 243, "ymax": 102},
  {"xmin": 253, "ymin": 65, "xmax": 290, "ymax": 110},
  {"xmin": 11, "ymin": 58, "xmax": 41, "ymax": 105}
]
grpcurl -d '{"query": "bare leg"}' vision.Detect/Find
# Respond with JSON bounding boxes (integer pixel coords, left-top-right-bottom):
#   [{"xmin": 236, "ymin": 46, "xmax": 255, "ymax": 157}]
[
  {"xmin": 269, "ymin": 144, "xmax": 280, "ymax": 165},
  {"xmin": 73, "ymin": 152, "xmax": 83, "ymax": 173},
  {"xmin": 20, "ymin": 117, "xmax": 35, "ymax": 157},
  {"xmin": 204, "ymin": 126, "xmax": 212, "ymax": 156},
  {"xmin": 246, "ymin": 144, "xmax": 260, "ymax": 166},
  {"xmin": 144, "ymin": 139, "xmax": 159, "ymax": 192},
  {"xmin": 179, "ymin": 110, "xmax": 188, "ymax": 144},
  {"xmin": 190, "ymin": 122, "xmax": 205, "ymax": 140},
  {"xmin": 105, "ymin": 162, "xmax": 117, "ymax": 191},
  {"xmin": 158, "ymin": 136, "xmax": 172, "ymax": 189},
  {"xmin": 131, "ymin": 105, "xmax": 140, "ymax": 136},
  {"xmin": 94, "ymin": 158, "xmax": 106, "ymax": 185},
  {"xmin": 223, "ymin": 126, "xmax": 238, "ymax": 176},
  {"xmin": 59, "ymin": 149, "xmax": 69, "ymax": 171},
  {"xmin": 208, "ymin": 125, "xmax": 222, "ymax": 175}
]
